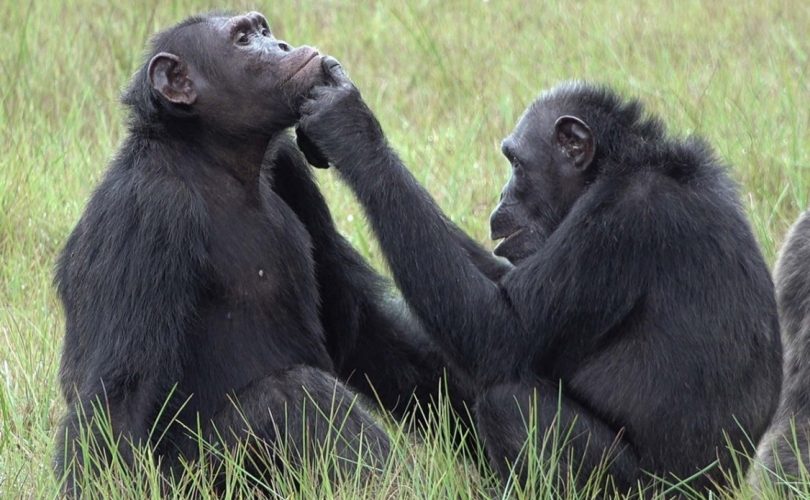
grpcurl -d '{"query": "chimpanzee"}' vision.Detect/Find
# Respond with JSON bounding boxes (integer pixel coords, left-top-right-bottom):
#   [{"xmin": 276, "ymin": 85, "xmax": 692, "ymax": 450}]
[
  {"xmin": 296, "ymin": 63, "xmax": 783, "ymax": 493},
  {"xmin": 53, "ymin": 12, "xmax": 470, "ymax": 493},
  {"xmin": 755, "ymin": 210, "xmax": 810, "ymax": 482}
]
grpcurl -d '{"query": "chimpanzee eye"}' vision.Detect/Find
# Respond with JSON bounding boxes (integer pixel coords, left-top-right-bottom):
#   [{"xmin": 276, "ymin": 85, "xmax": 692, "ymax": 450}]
[
  {"xmin": 260, "ymin": 28, "xmax": 271, "ymax": 37},
  {"xmin": 502, "ymin": 145, "xmax": 521, "ymax": 168},
  {"xmin": 507, "ymin": 154, "xmax": 522, "ymax": 170},
  {"xmin": 236, "ymin": 32, "xmax": 250, "ymax": 45}
]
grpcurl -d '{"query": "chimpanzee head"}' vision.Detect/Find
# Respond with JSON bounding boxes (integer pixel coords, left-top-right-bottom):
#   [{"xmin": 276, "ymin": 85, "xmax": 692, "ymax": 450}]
[
  {"xmin": 489, "ymin": 92, "xmax": 595, "ymax": 264},
  {"xmin": 124, "ymin": 12, "xmax": 323, "ymax": 134},
  {"xmin": 489, "ymin": 83, "xmax": 664, "ymax": 264}
]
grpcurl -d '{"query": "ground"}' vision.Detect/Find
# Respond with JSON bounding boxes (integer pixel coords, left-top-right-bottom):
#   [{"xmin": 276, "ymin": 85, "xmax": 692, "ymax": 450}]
[{"xmin": 0, "ymin": 1, "xmax": 807, "ymax": 498}]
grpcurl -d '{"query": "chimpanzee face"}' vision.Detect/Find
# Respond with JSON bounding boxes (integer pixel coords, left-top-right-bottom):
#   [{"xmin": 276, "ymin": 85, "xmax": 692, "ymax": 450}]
[
  {"xmin": 489, "ymin": 102, "xmax": 595, "ymax": 265},
  {"xmin": 146, "ymin": 11, "xmax": 324, "ymax": 134}
]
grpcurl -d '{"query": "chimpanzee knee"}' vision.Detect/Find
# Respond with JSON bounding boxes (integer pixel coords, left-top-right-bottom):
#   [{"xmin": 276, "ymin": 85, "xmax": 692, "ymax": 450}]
[
  {"xmin": 208, "ymin": 365, "xmax": 389, "ymax": 480},
  {"xmin": 476, "ymin": 381, "xmax": 638, "ymax": 492}
]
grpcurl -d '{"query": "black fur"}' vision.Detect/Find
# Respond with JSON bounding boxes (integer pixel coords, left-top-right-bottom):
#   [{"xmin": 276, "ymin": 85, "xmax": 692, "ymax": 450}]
[
  {"xmin": 298, "ymin": 74, "xmax": 782, "ymax": 493},
  {"xmin": 755, "ymin": 210, "xmax": 810, "ymax": 480},
  {"xmin": 54, "ymin": 13, "xmax": 466, "ymax": 493}
]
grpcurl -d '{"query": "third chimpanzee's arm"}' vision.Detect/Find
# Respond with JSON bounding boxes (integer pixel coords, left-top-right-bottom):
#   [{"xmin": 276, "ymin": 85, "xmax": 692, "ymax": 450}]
[{"xmin": 268, "ymin": 136, "xmax": 474, "ymax": 411}]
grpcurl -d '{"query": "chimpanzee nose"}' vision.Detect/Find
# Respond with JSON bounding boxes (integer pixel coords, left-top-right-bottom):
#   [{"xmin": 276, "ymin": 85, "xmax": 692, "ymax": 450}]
[{"xmin": 276, "ymin": 40, "xmax": 291, "ymax": 52}]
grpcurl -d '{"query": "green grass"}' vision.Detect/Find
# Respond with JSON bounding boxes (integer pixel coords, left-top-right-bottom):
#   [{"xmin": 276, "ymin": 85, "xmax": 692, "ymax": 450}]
[{"xmin": 0, "ymin": 0, "xmax": 807, "ymax": 497}]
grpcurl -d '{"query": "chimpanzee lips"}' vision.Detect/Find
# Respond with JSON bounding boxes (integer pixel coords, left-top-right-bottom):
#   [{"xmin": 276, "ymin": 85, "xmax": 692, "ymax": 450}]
[
  {"xmin": 281, "ymin": 48, "xmax": 320, "ymax": 85},
  {"xmin": 491, "ymin": 226, "xmax": 523, "ymax": 242},
  {"xmin": 492, "ymin": 228, "xmax": 524, "ymax": 254}
]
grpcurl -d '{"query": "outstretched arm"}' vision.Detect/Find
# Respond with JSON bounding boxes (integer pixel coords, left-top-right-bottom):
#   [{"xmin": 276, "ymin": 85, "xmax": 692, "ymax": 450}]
[
  {"xmin": 297, "ymin": 62, "xmax": 525, "ymax": 386},
  {"xmin": 54, "ymin": 169, "xmax": 207, "ymax": 489},
  {"xmin": 297, "ymin": 128, "xmax": 511, "ymax": 283}
]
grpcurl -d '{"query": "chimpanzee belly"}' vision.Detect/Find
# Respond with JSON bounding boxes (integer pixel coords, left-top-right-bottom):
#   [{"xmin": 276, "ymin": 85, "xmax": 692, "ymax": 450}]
[{"xmin": 178, "ymin": 180, "xmax": 331, "ymax": 419}]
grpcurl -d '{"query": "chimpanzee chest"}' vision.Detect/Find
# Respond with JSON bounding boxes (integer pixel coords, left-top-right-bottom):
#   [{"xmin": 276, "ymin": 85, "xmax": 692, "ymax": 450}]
[{"xmin": 182, "ymin": 178, "xmax": 331, "ymax": 416}]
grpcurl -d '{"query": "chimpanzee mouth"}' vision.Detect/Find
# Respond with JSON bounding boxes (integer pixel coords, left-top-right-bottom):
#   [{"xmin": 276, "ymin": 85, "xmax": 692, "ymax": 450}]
[
  {"xmin": 281, "ymin": 49, "xmax": 320, "ymax": 85},
  {"xmin": 492, "ymin": 228, "xmax": 524, "ymax": 252},
  {"xmin": 491, "ymin": 226, "xmax": 523, "ymax": 243}
]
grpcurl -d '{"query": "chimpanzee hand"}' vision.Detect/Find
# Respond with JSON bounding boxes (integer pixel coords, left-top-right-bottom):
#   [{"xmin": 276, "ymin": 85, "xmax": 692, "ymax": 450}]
[
  {"xmin": 295, "ymin": 125, "xmax": 330, "ymax": 169},
  {"xmin": 296, "ymin": 57, "xmax": 386, "ymax": 170}
]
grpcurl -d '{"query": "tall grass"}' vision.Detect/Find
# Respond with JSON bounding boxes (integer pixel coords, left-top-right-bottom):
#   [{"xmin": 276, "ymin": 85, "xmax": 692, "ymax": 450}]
[{"xmin": 0, "ymin": 0, "xmax": 807, "ymax": 497}]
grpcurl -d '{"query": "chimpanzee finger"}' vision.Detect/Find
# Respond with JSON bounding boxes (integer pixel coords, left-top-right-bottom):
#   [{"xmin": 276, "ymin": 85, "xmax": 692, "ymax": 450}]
[
  {"xmin": 320, "ymin": 56, "xmax": 351, "ymax": 87},
  {"xmin": 295, "ymin": 126, "xmax": 330, "ymax": 169}
]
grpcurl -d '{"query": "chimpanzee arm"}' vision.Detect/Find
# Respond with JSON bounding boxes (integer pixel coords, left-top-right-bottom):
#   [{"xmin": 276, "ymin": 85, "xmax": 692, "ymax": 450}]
[
  {"xmin": 298, "ymin": 86, "xmax": 526, "ymax": 386},
  {"xmin": 297, "ymin": 65, "xmax": 648, "ymax": 385},
  {"xmin": 503, "ymin": 180, "xmax": 651, "ymax": 364},
  {"xmin": 268, "ymin": 136, "xmax": 474, "ymax": 413},
  {"xmin": 54, "ymin": 166, "xmax": 208, "ymax": 486},
  {"xmin": 448, "ymin": 221, "xmax": 513, "ymax": 281},
  {"xmin": 266, "ymin": 136, "xmax": 379, "ymax": 368},
  {"xmin": 295, "ymin": 132, "xmax": 511, "ymax": 283}
]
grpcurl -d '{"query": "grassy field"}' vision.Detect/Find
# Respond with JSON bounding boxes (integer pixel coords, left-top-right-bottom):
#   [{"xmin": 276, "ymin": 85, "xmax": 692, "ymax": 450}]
[{"xmin": 1, "ymin": 0, "xmax": 808, "ymax": 497}]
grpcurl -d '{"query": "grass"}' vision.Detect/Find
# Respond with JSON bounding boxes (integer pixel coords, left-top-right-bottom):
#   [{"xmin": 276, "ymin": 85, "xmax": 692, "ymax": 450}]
[{"xmin": 0, "ymin": 0, "xmax": 807, "ymax": 497}]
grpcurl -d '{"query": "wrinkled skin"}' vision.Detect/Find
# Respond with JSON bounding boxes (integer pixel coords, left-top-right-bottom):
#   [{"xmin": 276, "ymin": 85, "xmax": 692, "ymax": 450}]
[{"xmin": 142, "ymin": 11, "xmax": 324, "ymax": 133}]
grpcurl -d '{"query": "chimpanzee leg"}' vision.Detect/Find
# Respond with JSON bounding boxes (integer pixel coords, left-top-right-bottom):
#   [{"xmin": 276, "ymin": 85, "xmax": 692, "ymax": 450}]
[
  {"xmin": 206, "ymin": 365, "xmax": 390, "ymax": 482},
  {"xmin": 475, "ymin": 379, "xmax": 639, "ymax": 492}
]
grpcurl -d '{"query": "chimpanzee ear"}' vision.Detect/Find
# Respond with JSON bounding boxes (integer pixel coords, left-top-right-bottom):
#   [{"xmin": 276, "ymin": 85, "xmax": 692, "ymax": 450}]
[
  {"xmin": 147, "ymin": 52, "xmax": 197, "ymax": 106},
  {"xmin": 554, "ymin": 115, "xmax": 595, "ymax": 170}
]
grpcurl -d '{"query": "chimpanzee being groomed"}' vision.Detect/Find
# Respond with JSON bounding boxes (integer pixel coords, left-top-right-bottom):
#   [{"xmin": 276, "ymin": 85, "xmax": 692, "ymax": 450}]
[
  {"xmin": 297, "ymin": 63, "xmax": 783, "ymax": 493},
  {"xmin": 54, "ymin": 13, "xmax": 467, "ymax": 492}
]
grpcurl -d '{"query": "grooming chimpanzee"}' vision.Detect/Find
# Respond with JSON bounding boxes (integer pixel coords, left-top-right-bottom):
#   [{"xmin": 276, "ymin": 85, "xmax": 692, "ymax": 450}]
[
  {"xmin": 297, "ymin": 63, "xmax": 782, "ymax": 493},
  {"xmin": 54, "ymin": 13, "xmax": 467, "ymax": 492},
  {"xmin": 755, "ymin": 210, "xmax": 810, "ymax": 482}
]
